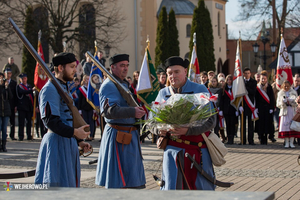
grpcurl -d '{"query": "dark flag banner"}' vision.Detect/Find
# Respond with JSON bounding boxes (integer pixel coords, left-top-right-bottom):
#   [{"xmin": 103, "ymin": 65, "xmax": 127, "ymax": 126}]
[
  {"xmin": 69, "ymin": 81, "xmax": 78, "ymax": 99},
  {"xmin": 87, "ymin": 53, "xmax": 103, "ymax": 113}
]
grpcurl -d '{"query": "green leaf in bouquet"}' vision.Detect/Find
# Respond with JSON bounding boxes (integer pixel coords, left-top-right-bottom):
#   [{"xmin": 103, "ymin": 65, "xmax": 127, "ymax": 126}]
[{"xmin": 154, "ymin": 117, "xmax": 164, "ymax": 122}]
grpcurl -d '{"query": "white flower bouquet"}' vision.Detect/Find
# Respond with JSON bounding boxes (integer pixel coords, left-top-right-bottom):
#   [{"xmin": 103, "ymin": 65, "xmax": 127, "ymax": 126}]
[{"xmin": 146, "ymin": 93, "xmax": 217, "ymax": 132}]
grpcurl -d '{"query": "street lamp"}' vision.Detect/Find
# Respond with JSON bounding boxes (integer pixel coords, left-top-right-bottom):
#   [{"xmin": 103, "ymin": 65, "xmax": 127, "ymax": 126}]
[
  {"xmin": 252, "ymin": 21, "xmax": 277, "ymax": 70},
  {"xmin": 104, "ymin": 44, "xmax": 111, "ymax": 58}
]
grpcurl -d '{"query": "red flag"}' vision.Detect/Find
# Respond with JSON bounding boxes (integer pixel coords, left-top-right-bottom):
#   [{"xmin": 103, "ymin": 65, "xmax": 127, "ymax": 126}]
[
  {"xmin": 34, "ymin": 39, "xmax": 48, "ymax": 91},
  {"xmin": 275, "ymin": 37, "xmax": 293, "ymax": 89}
]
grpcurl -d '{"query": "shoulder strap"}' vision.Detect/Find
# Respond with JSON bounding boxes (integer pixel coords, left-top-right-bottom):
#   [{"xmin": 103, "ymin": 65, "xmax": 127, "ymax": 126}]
[{"xmin": 168, "ymin": 86, "xmax": 175, "ymax": 96}]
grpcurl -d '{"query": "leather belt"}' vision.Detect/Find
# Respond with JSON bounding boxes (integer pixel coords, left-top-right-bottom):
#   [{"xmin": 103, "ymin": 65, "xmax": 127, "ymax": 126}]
[
  {"xmin": 108, "ymin": 124, "xmax": 137, "ymax": 131},
  {"xmin": 170, "ymin": 137, "xmax": 205, "ymax": 147}
]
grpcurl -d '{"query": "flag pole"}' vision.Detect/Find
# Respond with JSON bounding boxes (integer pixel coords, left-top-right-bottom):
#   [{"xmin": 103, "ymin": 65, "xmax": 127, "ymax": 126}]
[
  {"xmin": 31, "ymin": 30, "xmax": 42, "ymax": 139},
  {"xmin": 239, "ymin": 31, "xmax": 244, "ymax": 145},
  {"xmin": 193, "ymin": 32, "xmax": 199, "ymax": 74},
  {"xmin": 31, "ymin": 93, "xmax": 37, "ymax": 139},
  {"xmin": 146, "ymin": 35, "xmax": 150, "ymax": 50},
  {"xmin": 95, "ymin": 40, "xmax": 104, "ymax": 135}
]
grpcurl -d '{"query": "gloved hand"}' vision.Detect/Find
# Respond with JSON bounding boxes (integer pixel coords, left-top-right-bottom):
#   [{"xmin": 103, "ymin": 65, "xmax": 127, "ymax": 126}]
[
  {"xmin": 269, "ymin": 109, "xmax": 273, "ymax": 114},
  {"xmin": 79, "ymin": 110, "xmax": 82, "ymax": 115},
  {"xmin": 283, "ymin": 98, "xmax": 287, "ymax": 103},
  {"xmin": 255, "ymin": 108, "xmax": 259, "ymax": 114},
  {"xmin": 287, "ymin": 97, "xmax": 294, "ymax": 103},
  {"xmin": 239, "ymin": 106, "xmax": 244, "ymax": 113},
  {"xmin": 235, "ymin": 111, "xmax": 239, "ymax": 117},
  {"xmin": 219, "ymin": 111, "xmax": 223, "ymax": 116}
]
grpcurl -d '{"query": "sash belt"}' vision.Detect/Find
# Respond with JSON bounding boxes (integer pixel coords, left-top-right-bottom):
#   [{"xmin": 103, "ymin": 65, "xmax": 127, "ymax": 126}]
[{"xmin": 169, "ymin": 138, "xmax": 206, "ymax": 148}]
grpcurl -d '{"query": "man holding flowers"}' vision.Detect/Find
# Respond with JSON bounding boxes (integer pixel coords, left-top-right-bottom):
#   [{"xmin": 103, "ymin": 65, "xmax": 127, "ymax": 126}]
[{"xmin": 153, "ymin": 56, "xmax": 217, "ymax": 190}]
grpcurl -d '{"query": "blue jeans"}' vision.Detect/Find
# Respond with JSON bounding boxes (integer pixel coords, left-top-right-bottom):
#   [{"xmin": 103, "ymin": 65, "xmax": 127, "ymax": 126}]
[{"xmin": 0, "ymin": 116, "xmax": 9, "ymax": 141}]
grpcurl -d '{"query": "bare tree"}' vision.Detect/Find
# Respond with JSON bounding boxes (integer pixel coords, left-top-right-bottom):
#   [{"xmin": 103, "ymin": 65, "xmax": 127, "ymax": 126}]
[
  {"xmin": 236, "ymin": 0, "xmax": 299, "ymax": 41},
  {"xmin": 0, "ymin": 0, "xmax": 126, "ymax": 58},
  {"xmin": 286, "ymin": 3, "xmax": 300, "ymax": 27}
]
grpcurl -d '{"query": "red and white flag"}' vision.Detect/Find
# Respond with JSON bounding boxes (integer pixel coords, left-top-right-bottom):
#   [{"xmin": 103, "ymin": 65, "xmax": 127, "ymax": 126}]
[
  {"xmin": 188, "ymin": 44, "xmax": 200, "ymax": 83},
  {"xmin": 275, "ymin": 37, "xmax": 293, "ymax": 89},
  {"xmin": 231, "ymin": 40, "xmax": 247, "ymax": 110},
  {"xmin": 34, "ymin": 31, "xmax": 48, "ymax": 91}
]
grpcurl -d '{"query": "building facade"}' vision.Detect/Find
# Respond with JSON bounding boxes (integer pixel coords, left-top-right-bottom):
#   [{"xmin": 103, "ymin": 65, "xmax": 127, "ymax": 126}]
[{"xmin": 1, "ymin": 0, "xmax": 227, "ymax": 78}]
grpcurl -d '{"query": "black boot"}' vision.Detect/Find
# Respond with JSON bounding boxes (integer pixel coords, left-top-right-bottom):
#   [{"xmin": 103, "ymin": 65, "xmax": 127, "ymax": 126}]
[
  {"xmin": 0, "ymin": 140, "xmax": 2, "ymax": 152},
  {"xmin": 219, "ymin": 129, "xmax": 227, "ymax": 143},
  {"xmin": 2, "ymin": 140, "xmax": 7, "ymax": 152}
]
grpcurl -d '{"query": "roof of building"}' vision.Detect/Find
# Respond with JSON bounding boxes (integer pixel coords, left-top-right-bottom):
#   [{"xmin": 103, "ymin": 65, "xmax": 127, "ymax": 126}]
[{"xmin": 157, "ymin": 0, "xmax": 195, "ymax": 16}]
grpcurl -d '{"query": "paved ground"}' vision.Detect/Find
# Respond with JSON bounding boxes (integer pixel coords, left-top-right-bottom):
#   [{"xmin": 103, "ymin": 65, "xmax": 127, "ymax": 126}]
[{"xmin": 0, "ymin": 127, "xmax": 299, "ymax": 199}]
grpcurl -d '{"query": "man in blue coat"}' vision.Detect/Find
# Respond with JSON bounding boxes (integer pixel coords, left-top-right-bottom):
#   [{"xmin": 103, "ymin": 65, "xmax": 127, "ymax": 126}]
[
  {"xmin": 153, "ymin": 56, "xmax": 216, "ymax": 190},
  {"xmin": 95, "ymin": 54, "xmax": 146, "ymax": 188},
  {"xmin": 35, "ymin": 52, "xmax": 91, "ymax": 187}
]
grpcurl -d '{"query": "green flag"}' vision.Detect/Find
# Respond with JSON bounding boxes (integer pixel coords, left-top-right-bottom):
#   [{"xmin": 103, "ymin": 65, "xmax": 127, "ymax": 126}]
[{"xmin": 136, "ymin": 48, "xmax": 160, "ymax": 106}]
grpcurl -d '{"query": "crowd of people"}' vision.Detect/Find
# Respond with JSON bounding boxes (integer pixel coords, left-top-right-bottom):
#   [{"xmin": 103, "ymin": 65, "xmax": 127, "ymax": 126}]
[
  {"xmin": 0, "ymin": 52, "xmax": 108, "ymax": 149},
  {"xmin": 0, "ymin": 57, "xmax": 39, "ymax": 152},
  {"xmin": 197, "ymin": 68, "xmax": 300, "ymax": 147},
  {"xmin": 1, "ymin": 52, "xmax": 299, "ymax": 191}
]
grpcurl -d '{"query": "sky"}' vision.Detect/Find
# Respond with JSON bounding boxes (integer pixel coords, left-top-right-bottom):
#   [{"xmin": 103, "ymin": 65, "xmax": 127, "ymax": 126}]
[{"xmin": 225, "ymin": 0, "xmax": 258, "ymax": 40}]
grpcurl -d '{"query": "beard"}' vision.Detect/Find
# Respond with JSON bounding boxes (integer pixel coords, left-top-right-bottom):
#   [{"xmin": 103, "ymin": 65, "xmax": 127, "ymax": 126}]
[{"xmin": 62, "ymin": 70, "xmax": 74, "ymax": 82}]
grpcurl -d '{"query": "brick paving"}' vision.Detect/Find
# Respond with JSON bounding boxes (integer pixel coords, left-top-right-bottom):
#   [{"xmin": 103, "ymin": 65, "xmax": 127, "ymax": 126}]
[{"xmin": 0, "ymin": 127, "xmax": 299, "ymax": 199}]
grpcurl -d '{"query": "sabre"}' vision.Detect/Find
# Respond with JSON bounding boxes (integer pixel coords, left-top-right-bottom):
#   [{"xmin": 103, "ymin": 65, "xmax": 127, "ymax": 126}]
[{"xmin": 185, "ymin": 152, "xmax": 234, "ymax": 188}]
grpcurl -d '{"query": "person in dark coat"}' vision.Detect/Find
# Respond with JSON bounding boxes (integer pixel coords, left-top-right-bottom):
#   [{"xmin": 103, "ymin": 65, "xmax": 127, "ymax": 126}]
[
  {"xmin": 0, "ymin": 73, "xmax": 12, "ymax": 152},
  {"xmin": 83, "ymin": 56, "xmax": 93, "ymax": 76},
  {"xmin": 239, "ymin": 68, "xmax": 257, "ymax": 145},
  {"xmin": 34, "ymin": 91, "xmax": 47, "ymax": 138},
  {"xmin": 293, "ymin": 76, "xmax": 300, "ymax": 145},
  {"xmin": 208, "ymin": 76, "xmax": 225, "ymax": 141},
  {"xmin": 16, "ymin": 73, "xmax": 35, "ymax": 140},
  {"xmin": 78, "ymin": 75, "xmax": 95, "ymax": 140},
  {"xmin": 200, "ymin": 71, "xmax": 209, "ymax": 88},
  {"xmin": 255, "ymin": 71, "xmax": 275, "ymax": 145},
  {"xmin": 220, "ymin": 75, "xmax": 238, "ymax": 144},
  {"xmin": 4, "ymin": 68, "xmax": 17, "ymax": 140}
]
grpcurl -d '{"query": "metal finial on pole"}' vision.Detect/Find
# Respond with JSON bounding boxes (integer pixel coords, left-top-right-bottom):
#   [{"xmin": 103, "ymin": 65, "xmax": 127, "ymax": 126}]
[
  {"xmin": 63, "ymin": 41, "xmax": 66, "ymax": 52},
  {"xmin": 63, "ymin": 41, "xmax": 67, "ymax": 52},
  {"xmin": 94, "ymin": 40, "xmax": 98, "ymax": 56},
  {"xmin": 239, "ymin": 31, "xmax": 241, "ymax": 39},
  {"xmin": 193, "ymin": 32, "xmax": 196, "ymax": 46},
  {"xmin": 146, "ymin": 35, "xmax": 150, "ymax": 49},
  {"xmin": 38, "ymin": 30, "xmax": 42, "ymax": 41}
]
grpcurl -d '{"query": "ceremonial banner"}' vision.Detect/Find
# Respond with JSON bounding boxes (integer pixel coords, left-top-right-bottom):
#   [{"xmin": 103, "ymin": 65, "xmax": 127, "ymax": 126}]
[
  {"xmin": 34, "ymin": 33, "xmax": 48, "ymax": 91},
  {"xmin": 68, "ymin": 81, "xmax": 78, "ymax": 99},
  {"xmin": 87, "ymin": 57, "xmax": 103, "ymax": 113},
  {"xmin": 275, "ymin": 37, "xmax": 293, "ymax": 89},
  {"xmin": 231, "ymin": 40, "xmax": 247, "ymax": 110},
  {"xmin": 188, "ymin": 45, "xmax": 200, "ymax": 83},
  {"xmin": 136, "ymin": 48, "xmax": 160, "ymax": 106}
]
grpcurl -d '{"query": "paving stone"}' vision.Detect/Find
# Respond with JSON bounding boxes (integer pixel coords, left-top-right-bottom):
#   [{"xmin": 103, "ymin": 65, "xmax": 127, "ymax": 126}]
[{"xmin": 0, "ymin": 127, "xmax": 299, "ymax": 200}]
